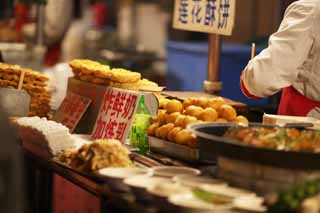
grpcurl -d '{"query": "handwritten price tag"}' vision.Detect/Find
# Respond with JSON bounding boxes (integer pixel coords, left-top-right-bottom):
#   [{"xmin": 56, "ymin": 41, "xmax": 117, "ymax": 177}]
[
  {"xmin": 53, "ymin": 92, "xmax": 91, "ymax": 132},
  {"xmin": 91, "ymin": 88, "xmax": 140, "ymax": 142}
]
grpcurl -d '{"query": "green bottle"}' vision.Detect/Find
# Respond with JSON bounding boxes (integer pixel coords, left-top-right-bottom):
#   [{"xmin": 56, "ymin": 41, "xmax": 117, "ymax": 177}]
[{"xmin": 130, "ymin": 95, "xmax": 151, "ymax": 154}]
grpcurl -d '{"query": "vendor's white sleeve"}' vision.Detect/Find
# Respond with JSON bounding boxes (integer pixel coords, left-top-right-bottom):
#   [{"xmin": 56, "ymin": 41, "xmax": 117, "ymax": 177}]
[{"xmin": 242, "ymin": 1, "xmax": 316, "ymax": 97}]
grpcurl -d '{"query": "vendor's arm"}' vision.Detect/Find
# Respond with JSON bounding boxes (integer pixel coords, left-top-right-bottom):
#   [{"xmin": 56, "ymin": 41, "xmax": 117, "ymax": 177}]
[{"xmin": 241, "ymin": 1, "xmax": 316, "ymax": 98}]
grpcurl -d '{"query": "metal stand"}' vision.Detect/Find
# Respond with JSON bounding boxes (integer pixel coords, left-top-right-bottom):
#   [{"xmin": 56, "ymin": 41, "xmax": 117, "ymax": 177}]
[{"xmin": 204, "ymin": 34, "xmax": 222, "ymax": 95}]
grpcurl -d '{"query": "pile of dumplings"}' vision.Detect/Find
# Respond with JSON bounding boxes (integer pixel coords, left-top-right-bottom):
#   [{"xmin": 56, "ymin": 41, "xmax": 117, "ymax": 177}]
[{"xmin": 147, "ymin": 97, "xmax": 249, "ymax": 148}]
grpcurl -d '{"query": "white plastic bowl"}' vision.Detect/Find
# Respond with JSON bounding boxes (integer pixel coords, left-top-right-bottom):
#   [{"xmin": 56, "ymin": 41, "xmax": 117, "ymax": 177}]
[
  {"xmin": 150, "ymin": 166, "xmax": 201, "ymax": 178},
  {"xmin": 173, "ymin": 175, "xmax": 226, "ymax": 188}
]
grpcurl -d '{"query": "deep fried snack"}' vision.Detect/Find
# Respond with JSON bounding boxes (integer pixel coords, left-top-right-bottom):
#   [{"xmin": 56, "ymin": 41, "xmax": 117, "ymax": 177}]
[
  {"xmin": 166, "ymin": 112, "xmax": 181, "ymax": 124},
  {"xmin": 166, "ymin": 99, "xmax": 183, "ymax": 114},
  {"xmin": 199, "ymin": 108, "xmax": 218, "ymax": 122},
  {"xmin": 207, "ymin": 97, "xmax": 226, "ymax": 110},
  {"xmin": 217, "ymin": 104, "xmax": 237, "ymax": 121},
  {"xmin": 110, "ymin": 68, "xmax": 141, "ymax": 83},
  {"xmin": 174, "ymin": 114, "xmax": 187, "ymax": 127},
  {"xmin": 167, "ymin": 126, "xmax": 182, "ymax": 142},
  {"xmin": 183, "ymin": 116, "xmax": 198, "ymax": 128},
  {"xmin": 235, "ymin": 115, "xmax": 249, "ymax": 124},
  {"xmin": 185, "ymin": 105, "xmax": 203, "ymax": 118},
  {"xmin": 158, "ymin": 123, "xmax": 175, "ymax": 140},
  {"xmin": 147, "ymin": 122, "xmax": 160, "ymax": 136},
  {"xmin": 175, "ymin": 129, "xmax": 193, "ymax": 145}
]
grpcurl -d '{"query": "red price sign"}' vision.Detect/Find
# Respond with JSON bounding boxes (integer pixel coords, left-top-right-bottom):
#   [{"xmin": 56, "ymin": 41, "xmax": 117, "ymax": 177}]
[
  {"xmin": 92, "ymin": 88, "xmax": 140, "ymax": 142},
  {"xmin": 53, "ymin": 92, "xmax": 91, "ymax": 132}
]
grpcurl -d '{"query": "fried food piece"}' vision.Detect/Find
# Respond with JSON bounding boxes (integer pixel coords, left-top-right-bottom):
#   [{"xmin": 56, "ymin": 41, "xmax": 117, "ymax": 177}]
[
  {"xmin": 159, "ymin": 98, "xmax": 170, "ymax": 109},
  {"xmin": 158, "ymin": 123, "xmax": 175, "ymax": 140},
  {"xmin": 147, "ymin": 122, "xmax": 160, "ymax": 136},
  {"xmin": 166, "ymin": 112, "xmax": 181, "ymax": 124},
  {"xmin": 199, "ymin": 108, "xmax": 218, "ymax": 122},
  {"xmin": 235, "ymin": 115, "xmax": 249, "ymax": 124},
  {"xmin": 166, "ymin": 99, "xmax": 183, "ymax": 114},
  {"xmin": 185, "ymin": 105, "xmax": 203, "ymax": 118},
  {"xmin": 167, "ymin": 127, "xmax": 182, "ymax": 142},
  {"xmin": 217, "ymin": 104, "xmax": 237, "ymax": 121},
  {"xmin": 155, "ymin": 110, "xmax": 167, "ymax": 125},
  {"xmin": 187, "ymin": 134, "xmax": 198, "ymax": 148},
  {"xmin": 183, "ymin": 116, "xmax": 198, "ymax": 128},
  {"xmin": 195, "ymin": 97, "xmax": 209, "ymax": 108},
  {"xmin": 174, "ymin": 114, "xmax": 187, "ymax": 127},
  {"xmin": 183, "ymin": 98, "xmax": 196, "ymax": 109},
  {"xmin": 208, "ymin": 97, "xmax": 226, "ymax": 110},
  {"xmin": 175, "ymin": 129, "xmax": 193, "ymax": 145},
  {"xmin": 155, "ymin": 127, "xmax": 162, "ymax": 138},
  {"xmin": 110, "ymin": 68, "xmax": 141, "ymax": 83},
  {"xmin": 69, "ymin": 59, "xmax": 112, "ymax": 78}
]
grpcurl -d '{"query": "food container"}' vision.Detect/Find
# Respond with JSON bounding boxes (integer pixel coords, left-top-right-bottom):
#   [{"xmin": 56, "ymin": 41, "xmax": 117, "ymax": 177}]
[
  {"xmin": 149, "ymin": 136, "xmax": 199, "ymax": 162},
  {"xmin": 147, "ymin": 182, "xmax": 190, "ymax": 211},
  {"xmin": 150, "ymin": 166, "xmax": 201, "ymax": 178},
  {"xmin": 124, "ymin": 175, "xmax": 171, "ymax": 203},
  {"xmin": 168, "ymin": 193, "xmax": 233, "ymax": 213},
  {"xmin": 97, "ymin": 167, "xmax": 148, "ymax": 192},
  {"xmin": 173, "ymin": 175, "xmax": 226, "ymax": 188}
]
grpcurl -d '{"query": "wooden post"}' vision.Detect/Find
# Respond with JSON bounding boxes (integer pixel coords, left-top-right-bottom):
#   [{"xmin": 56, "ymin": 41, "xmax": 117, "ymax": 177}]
[{"xmin": 204, "ymin": 34, "xmax": 222, "ymax": 95}]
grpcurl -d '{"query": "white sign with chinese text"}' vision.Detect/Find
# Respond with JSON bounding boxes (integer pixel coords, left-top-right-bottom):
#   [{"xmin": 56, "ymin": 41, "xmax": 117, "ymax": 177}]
[
  {"xmin": 91, "ymin": 87, "xmax": 140, "ymax": 142},
  {"xmin": 173, "ymin": 0, "xmax": 236, "ymax": 35},
  {"xmin": 53, "ymin": 92, "xmax": 92, "ymax": 132}
]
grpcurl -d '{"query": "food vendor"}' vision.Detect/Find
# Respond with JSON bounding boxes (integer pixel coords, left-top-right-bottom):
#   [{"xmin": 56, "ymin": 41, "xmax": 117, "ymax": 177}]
[{"xmin": 240, "ymin": 0, "xmax": 320, "ymax": 118}]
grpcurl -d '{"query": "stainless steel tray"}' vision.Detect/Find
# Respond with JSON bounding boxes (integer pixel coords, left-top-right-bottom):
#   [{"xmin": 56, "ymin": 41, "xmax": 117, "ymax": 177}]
[{"xmin": 148, "ymin": 136, "xmax": 199, "ymax": 162}]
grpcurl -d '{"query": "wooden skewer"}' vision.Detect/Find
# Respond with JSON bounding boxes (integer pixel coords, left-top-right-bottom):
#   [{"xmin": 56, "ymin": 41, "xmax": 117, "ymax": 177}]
[
  {"xmin": 18, "ymin": 69, "xmax": 26, "ymax": 90},
  {"xmin": 251, "ymin": 42, "xmax": 256, "ymax": 60}
]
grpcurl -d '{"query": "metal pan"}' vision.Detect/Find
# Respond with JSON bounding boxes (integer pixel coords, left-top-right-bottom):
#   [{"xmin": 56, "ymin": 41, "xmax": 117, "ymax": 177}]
[{"xmin": 188, "ymin": 123, "xmax": 320, "ymax": 169}]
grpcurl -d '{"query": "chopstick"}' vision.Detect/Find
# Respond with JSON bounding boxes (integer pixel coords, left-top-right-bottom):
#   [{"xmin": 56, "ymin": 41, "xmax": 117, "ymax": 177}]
[
  {"xmin": 251, "ymin": 42, "xmax": 256, "ymax": 60},
  {"xmin": 18, "ymin": 69, "xmax": 26, "ymax": 90}
]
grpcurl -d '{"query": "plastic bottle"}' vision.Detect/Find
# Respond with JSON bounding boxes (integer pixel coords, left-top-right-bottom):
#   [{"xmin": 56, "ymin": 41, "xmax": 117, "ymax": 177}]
[{"xmin": 130, "ymin": 95, "xmax": 151, "ymax": 154}]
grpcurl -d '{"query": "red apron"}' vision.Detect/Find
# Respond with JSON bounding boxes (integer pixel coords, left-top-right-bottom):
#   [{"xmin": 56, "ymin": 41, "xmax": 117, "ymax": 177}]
[{"xmin": 278, "ymin": 86, "xmax": 320, "ymax": 116}]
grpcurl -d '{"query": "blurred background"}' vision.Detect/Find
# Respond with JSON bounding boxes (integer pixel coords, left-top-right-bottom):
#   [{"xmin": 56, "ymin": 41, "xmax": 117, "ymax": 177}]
[{"xmin": 0, "ymin": 0, "xmax": 295, "ymax": 116}]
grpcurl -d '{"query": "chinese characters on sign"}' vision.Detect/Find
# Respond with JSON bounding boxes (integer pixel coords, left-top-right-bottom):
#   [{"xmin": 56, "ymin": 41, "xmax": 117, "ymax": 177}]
[
  {"xmin": 173, "ymin": 0, "xmax": 235, "ymax": 35},
  {"xmin": 91, "ymin": 88, "xmax": 140, "ymax": 142},
  {"xmin": 53, "ymin": 92, "xmax": 92, "ymax": 132}
]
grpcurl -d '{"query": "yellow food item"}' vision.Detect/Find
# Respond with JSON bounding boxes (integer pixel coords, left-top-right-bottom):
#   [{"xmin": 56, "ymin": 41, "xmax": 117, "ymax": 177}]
[
  {"xmin": 158, "ymin": 123, "xmax": 175, "ymax": 140},
  {"xmin": 167, "ymin": 127, "xmax": 183, "ymax": 142},
  {"xmin": 174, "ymin": 114, "xmax": 187, "ymax": 127},
  {"xmin": 166, "ymin": 112, "xmax": 181, "ymax": 124},
  {"xmin": 216, "ymin": 118, "xmax": 228, "ymax": 123},
  {"xmin": 208, "ymin": 97, "xmax": 226, "ymax": 109},
  {"xmin": 110, "ymin": 68, "xmax": 141, "ymax": 83},
  {"xmin": 147, "ymin": 122, "xmax": 159, "ymax": 136},
  {"xmin": 217, "ymin": 104, "xmax": 237, "ymax": 121},
  {"xmin": 235, "ymin": 115, "xmax": 249, "ymax": 124},
  {"xmin": 166, "ymin": 99, "xmax": 183, "ymax": 114},
  {"xmin": 183, "ymin": 116, "xmax": 198, "ymax": 128},
  {"xmin": 175, "ymin": 129, "xmax": 193, "ymax": 145},
  {"xmin": 155, "ymin": 110, "xmax": 167, "ymax": 125},
  {"xmin": 199, "ymin": 108, "xmax": 218, "ymax": 122},
  {"xmin": 155, "ymin": 127, "xmax": 162, "ymax": 138},
  {"xmin": 196, "ymin": 97, "xmax": 209, "ymax": 108},
  {"xmin": 185, "ymin": 105, "xmax": 203, "ymax": 118},
  {"xmin": 159, "ymin": 98, "xmax": 170, "ymax": 109},
  {"xmin": 183, "ymin": 98, "xmax": 195, "ymax": 109}
]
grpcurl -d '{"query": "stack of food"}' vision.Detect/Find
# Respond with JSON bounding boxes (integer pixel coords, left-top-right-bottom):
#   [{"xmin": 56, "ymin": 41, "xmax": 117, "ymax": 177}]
[
  {"xmin": 148, "ymin": 97, "xmax": 249, "ymax": 148},
  {"xmin": 0, "ymin": 63, "xmax": 50, "ymax": 117},
  {"xmin": 69, "ymin": 59, "xmax": 159, "ymax": 91},
  {"xmin": 14, "ymin": 116, "xmax": 78, "ymax": 157},
  {"xmin": 59, "ymin": 139, "xmax": 133, "ymax": 172}
]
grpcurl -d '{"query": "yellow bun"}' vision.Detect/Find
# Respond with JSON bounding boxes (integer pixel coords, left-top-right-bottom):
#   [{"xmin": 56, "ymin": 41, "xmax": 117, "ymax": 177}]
[
  {"xmin": 158, "ymin": 123, "xmax": 175, "ymax": 140},
  {"xmin": 185, "ymin": 105, "xmax": 203, "ymax": 118},
  {"xmin": 183, "ymin": 98, "xmax": 195, "ymax": 109},
  {"xmin": 174, "ymin": 114, "xmax": 187, "ymax": 127},
  {"xmin": 159, "ymin": 98, "xmax": 170, "ymax": 109},
  {"xmin": 175, "ymin": 129, "xmax": 192, "ymax": 145},
  {"xmin": 217, "ymin": 104, "xmax": 237, "ymax": 121},
  {"xmin": 196, "ymin": 97, "xmax": 209, "ymax": 108},
  {"xmin": 167, "ymin": 126, "xmax": 183, "ymax": 142},
  {"xmin": 199, "ymin": 108, "xmax": 218, "ymax": 122},
  {"xmin": 235, "ymin": 115, "xmax": 249, "ymax": 124},
  {"xmin": 147, "ymin": 122, "xmax": 159, "ymax": 136},
  {"xmin": 166, "ymin": 99, "xmax": 183, "ymax": 114},
  {"xmin": 156, "ymin": 110, "xmax": 167, "ymax": 125},
  {"xmin": 208, "ymin": 97, "xmax": 226, "ymax": 109},
  {"xmin": 166, "ymin": 112, "xmax": 181, "ymax": 124},
  {"xmin": 183, "ymin": 116, "xmax": 198, "ymax": 128}
]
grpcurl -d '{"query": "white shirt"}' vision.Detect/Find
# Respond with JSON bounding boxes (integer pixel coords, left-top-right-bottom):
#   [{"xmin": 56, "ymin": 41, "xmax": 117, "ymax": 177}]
[{"xmin": 242, "ymin": 0, "xmax": 320, "ymax": 102}]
